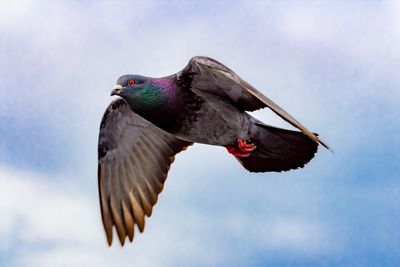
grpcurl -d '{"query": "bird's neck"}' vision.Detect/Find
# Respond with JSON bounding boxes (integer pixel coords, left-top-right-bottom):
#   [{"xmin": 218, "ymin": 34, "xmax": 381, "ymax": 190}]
[
  {"xmin": 131, "ymin": 77, "xmax": 180, "ymax": 129},
  {"xmin": 134, "ymin": 76, "xmax": 204, "ymax": 135}
]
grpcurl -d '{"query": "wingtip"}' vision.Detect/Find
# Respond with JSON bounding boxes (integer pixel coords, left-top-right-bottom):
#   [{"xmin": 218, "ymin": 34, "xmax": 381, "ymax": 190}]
[
  {"xmin": 318, "ymin": 138, "xmax": 333, "ymax": 153},
  {"xmin": 118, "ymin": 235, "xmax": 126, "ymax": 246},
  {"xmin": 106, "ymin": 234, "xmax": 113, "ymax": 246}
]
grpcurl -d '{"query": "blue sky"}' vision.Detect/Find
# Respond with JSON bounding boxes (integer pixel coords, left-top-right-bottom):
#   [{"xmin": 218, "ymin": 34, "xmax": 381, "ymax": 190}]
[{"xmin": 1, "ymin": 1, "xmax": 400, "ymax": 266}]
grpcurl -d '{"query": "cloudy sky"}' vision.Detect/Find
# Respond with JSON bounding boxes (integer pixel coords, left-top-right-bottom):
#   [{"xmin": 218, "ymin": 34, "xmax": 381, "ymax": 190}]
[{"xmin": 1, "ymin": 1, "xmax": 400, "ymax": 266}]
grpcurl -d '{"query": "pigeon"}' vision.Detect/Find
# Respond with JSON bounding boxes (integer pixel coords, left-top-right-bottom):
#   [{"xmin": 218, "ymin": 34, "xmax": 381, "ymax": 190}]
[{"xmin": 98, "ymin": 56, "xmax": 329, "ymax": 246}]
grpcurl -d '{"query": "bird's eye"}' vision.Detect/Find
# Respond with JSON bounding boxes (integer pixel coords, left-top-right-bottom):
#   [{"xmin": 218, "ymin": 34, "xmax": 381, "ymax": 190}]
[{"xmin": 128, "ymin": 80, "xmax": 135, "ymax": 86}]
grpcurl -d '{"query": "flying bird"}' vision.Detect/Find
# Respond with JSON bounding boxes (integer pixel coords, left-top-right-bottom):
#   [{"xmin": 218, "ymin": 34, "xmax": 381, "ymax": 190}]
[{"xmin": 98, "ymin": 56, "xmax": 329, "ymax": 246}]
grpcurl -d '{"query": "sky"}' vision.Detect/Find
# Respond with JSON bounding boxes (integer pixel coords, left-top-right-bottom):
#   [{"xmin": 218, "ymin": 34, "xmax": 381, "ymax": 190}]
[{"xmin": 1, "ymin": 1, "xmax": 400, "ymax": 266}]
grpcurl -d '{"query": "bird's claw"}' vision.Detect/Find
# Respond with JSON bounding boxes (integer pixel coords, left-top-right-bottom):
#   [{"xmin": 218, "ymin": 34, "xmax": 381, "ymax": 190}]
[
  {"xmin": 225, "ymin": 139, "xmax": 257, "ymax": 157},
  {"xmin": 237, "ymin": 139, "xmax": 257, "ymax": 153}
]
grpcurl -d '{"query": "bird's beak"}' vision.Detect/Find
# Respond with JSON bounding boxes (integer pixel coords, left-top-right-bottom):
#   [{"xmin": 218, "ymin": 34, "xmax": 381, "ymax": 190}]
[{"xmin": 111, "ymin": 84, "xmax": 123, "ymax": 96}]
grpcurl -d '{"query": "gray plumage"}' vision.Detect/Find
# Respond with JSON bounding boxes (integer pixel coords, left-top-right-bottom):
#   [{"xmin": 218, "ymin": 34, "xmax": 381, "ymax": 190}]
[{"xmin": 98, "ymin": 56, "xmax": 328, "ymax": 246}]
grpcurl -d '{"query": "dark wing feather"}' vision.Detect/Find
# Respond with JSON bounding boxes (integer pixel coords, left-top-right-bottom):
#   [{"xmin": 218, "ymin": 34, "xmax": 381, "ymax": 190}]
[
  {"xmin": 179, "ymin": 56, "xmax": 265, "ymax": 111},
  {"xmin": 98, "ymin": 99, "xmax": 192, "ymax": 246},
  {"xmin": 180, "ymin": 56, "xmax": 329, "ymax": 149}
]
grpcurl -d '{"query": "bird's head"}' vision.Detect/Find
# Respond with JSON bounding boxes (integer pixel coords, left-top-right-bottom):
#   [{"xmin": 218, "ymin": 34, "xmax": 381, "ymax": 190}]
[
  {"xmin": 111, "ymin": 74, "xmax": 148, "ymax": 98},
  {"xmin": 111, "ymin": 74, "xmax": 173, "ymax": 116}
]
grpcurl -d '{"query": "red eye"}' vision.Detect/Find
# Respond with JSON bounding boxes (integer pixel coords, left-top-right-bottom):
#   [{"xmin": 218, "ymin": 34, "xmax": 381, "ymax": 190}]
[{"xmin": 128, "ymin": 80, "xmax": 135, "ymax": 86}]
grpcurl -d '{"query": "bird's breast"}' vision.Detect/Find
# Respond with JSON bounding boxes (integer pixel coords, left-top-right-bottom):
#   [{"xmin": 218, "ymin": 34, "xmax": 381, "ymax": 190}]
[{"xmin": 169, "ymin": 94, "xmax": 251, "ymax": 146}]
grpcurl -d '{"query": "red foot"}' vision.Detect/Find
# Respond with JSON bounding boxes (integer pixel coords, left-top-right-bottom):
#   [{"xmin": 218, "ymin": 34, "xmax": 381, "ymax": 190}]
[{"xmin": 225, "ymin": 139, "xmax": 256, "ymax": 157}]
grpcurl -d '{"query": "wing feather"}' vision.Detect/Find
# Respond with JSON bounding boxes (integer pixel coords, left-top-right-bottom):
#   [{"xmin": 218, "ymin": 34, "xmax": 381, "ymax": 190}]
[
  {"xmin": 129, "ymin": 190, "xmax": 145, "ymax": 232},
  {"xmin": 121, "ymin": 201, "xmax": 134, "ymax": 241},
  {"xmin": 110, "ymin": 195, "xmax": 126, "ymax": 245},
  {"xmin": 137, "ymin": 186, "xmax": 153, "ymax": 216},
  {"xmin": 98, "ymin": 165, "xmax": 113, "ymax": 244},
  {"xmin": 180, "ymin": 56, "xmax": 329, "ymax": 149},
  {"xmin": 98, "ymin": 98, "xmax": 192, "ymax": 246}
]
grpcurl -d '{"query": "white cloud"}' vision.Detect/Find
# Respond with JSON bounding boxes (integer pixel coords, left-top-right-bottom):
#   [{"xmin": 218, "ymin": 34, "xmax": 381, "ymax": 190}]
[
  {"xmin": 0, "ymin": 166, "xmax": 98, "ymax": 247},
  {"xmin": 0, "ymin": 0, "xmax": 36, "ymax": 30},
  {"xmin": 263, "ymin": 218, "xmax": 329, "ymax": 252},
  {"xmin": 0, "ymin": 164, "xmax": 337, "ymax": 267}
]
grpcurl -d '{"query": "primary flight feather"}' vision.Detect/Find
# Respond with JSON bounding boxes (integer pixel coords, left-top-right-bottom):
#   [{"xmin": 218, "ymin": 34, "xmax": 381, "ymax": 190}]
[{"xmin": 98, "ymin": 56, "xmax": 329, "ymax": 246}]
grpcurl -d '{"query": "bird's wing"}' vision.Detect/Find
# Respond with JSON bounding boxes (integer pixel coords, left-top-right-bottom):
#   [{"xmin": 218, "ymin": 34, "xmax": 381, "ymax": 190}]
[
  {"xmin": 180, "ymin": 56, "xmax": 329, "ymax": 149},
  {"xmin": 98, "ymin": 98, "xmax": 192, "ymax": 246}
]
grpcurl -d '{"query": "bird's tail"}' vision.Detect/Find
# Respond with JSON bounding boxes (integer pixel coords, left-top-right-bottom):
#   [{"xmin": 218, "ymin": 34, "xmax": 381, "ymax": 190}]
[{"xmin": 235, "ymin": 123, "xmax": 319, "ymax": 172}]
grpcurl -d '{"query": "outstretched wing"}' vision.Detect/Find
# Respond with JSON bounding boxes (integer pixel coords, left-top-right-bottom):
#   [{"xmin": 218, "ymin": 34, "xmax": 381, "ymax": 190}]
[
  {"xmin": 180, "ymin": 56, "xmax": 329, "ymax": 149},
  {"xmin": 98, "ymin": 99, "xmax": 192, "ymax": 246}
]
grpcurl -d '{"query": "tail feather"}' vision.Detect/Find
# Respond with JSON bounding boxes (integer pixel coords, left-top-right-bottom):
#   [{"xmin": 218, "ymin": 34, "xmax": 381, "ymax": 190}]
[{"xmin": 236, "ymin": 123, "xmax": 318, "ymax": 172}]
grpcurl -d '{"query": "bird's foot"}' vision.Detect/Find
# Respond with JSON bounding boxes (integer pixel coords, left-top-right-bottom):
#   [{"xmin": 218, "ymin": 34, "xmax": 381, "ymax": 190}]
[{"xmin": 225, "ymin": 139, "xmax": 257, "ymax": 157}]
